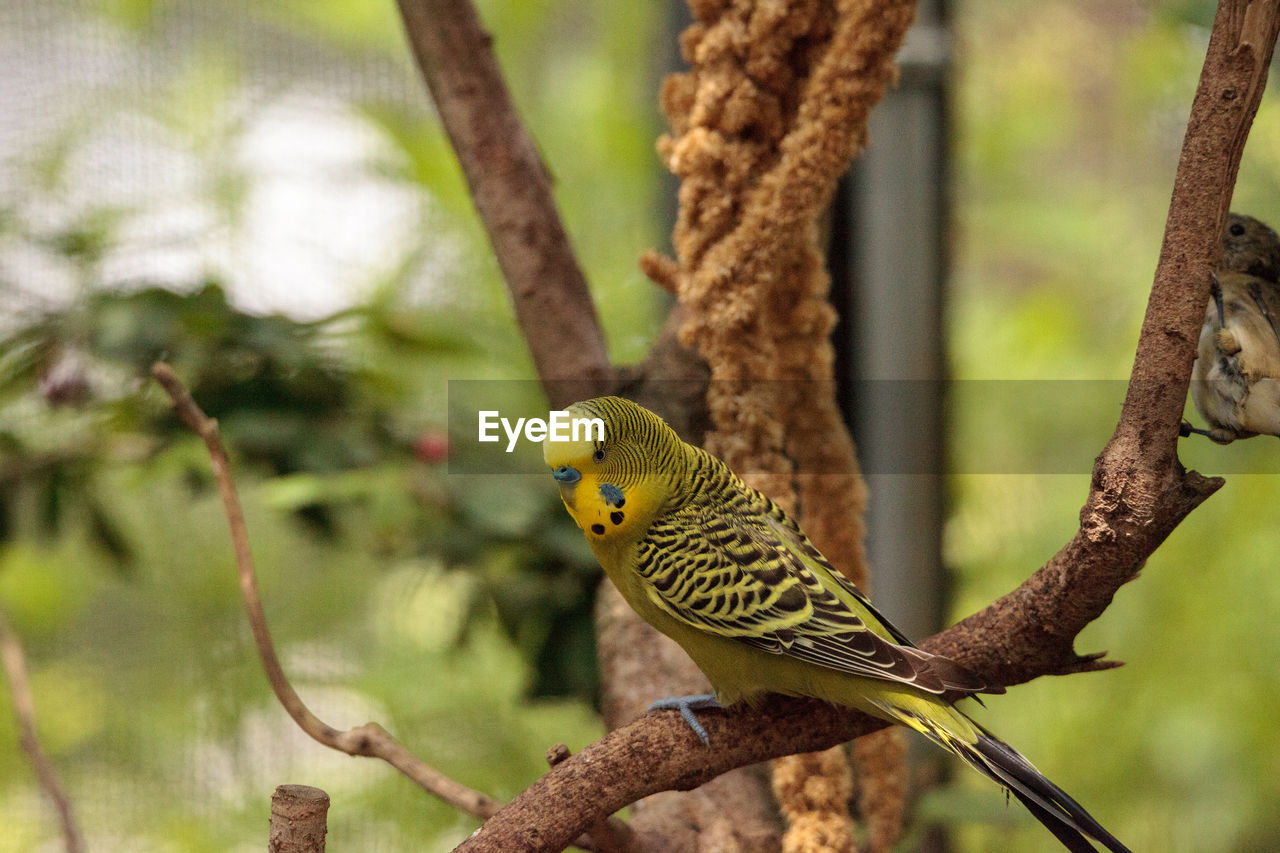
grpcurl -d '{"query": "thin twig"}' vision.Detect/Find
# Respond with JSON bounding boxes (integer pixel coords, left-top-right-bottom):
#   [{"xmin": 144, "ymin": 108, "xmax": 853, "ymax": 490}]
[
  {"xmin": 152, "ymin": 363, "xmax": 635, "ymax": 852},
  {"xmin": 151, "ymin": 362, "xmax": 500, "ymax": 820},
  {"xmin": 0, "ymin": 608, "xmax": 84, "ymax": 853}
]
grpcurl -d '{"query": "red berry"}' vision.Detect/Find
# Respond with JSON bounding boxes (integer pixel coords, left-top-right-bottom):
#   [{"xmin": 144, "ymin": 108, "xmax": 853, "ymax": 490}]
[{"xmin": 414, "ymin": 433, "xmax": 449, "ymax": 463}]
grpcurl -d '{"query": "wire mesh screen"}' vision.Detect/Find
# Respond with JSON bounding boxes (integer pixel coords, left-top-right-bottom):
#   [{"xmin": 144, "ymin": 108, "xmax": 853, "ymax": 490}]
[
  {"xmin": 0, "ymin": 0, "xmax": 431, "ymax": 325},
  {"xmin": 0, "ymin": 3, "xmax": 500, "ymax": 850}
]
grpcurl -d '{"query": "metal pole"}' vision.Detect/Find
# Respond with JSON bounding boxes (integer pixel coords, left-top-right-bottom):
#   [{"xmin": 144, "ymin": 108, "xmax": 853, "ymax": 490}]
[{"xmin": 830, "ymin": 3, "xmax": 953, "ymax": 848}]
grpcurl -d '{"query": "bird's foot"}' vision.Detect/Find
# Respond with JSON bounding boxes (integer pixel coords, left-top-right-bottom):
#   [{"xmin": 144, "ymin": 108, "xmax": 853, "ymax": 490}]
[
  {"xmin": 648, "ymin": 693, "xmax": 722, "ymax": 745},
  {"xmin": 1214, "ymin": 328, "xmax": 1243, "ymax": 356},
  {"xmin": 1209, "ymin": 429, "xmax": 1241, "ymax": 445},
  {"xmin": 1180, "ymin": 420, "xmax": 1240, "ymax": 444}
]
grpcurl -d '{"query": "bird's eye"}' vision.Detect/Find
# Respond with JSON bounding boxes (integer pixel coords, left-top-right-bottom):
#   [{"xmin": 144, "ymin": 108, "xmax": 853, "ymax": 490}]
[
  {"xmin": 1230, "ymin": 222, "xmax": 1246, "ymax": 236},
  {"xmin": 592, "ymin": 447, "xmax": 606, "ymax": 463}
]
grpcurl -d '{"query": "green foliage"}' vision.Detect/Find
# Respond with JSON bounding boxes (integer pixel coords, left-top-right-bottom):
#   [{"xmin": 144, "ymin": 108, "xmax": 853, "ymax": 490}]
[
  {"xmin": 0, "ymin": 285, "xmax": 605, "ymax": 846},
  {"xmin": 2, "ymin": 270, "xmax": 605, "ymax": 671}
]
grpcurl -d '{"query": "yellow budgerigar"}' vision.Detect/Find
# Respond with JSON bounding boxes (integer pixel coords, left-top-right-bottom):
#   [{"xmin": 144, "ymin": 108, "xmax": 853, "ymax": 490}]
[{"xmin": 544, "ymin": 396, "xmax": 1129, "ymax": 853}]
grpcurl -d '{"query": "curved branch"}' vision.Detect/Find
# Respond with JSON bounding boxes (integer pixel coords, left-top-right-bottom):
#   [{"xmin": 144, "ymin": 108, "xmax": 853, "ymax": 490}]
[
  {"xmin": 153, "ymin": 363, "xmax": 636, "ymax": 853},
  {"xmin": 395, "ymin": 0, "xmax": 615, "ymax": 408},
  {"xmin": 151, "ymin": 363, "xmax": 500, "ymax": 821},
  {"xmin": 457, "ymin": 2, "xmax": 1280, "ymax": 849},
  {"xmin": 0, "ymin": 609, "xmax": 83, "ymax": 853},
  {"xmin": 933, "ymin": 0, "xmax": 1279, "ymax": 682}
]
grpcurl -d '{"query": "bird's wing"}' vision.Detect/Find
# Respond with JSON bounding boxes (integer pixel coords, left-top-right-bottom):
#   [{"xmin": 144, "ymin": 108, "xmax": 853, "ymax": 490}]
[
  {"xmin": 635, "ymin": 507, "xmax": 986, "ymax": 695},
  {"xmin": 1243, "ymin": 278, "xmax": 1280, "ymax": 376},
  {"xmin": 1218, "ymin": 274, "xmax": 1280, "ymax": 378}
]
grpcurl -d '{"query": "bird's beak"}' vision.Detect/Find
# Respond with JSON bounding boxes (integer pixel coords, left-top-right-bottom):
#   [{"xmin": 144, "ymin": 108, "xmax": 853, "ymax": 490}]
[
  {"xmin": 551, "ymin": 465, "xmax": 582, "ymax": 507},
  {"xmin": 552, "ymin": 465, "xmax": 581, "ymax": 484}
]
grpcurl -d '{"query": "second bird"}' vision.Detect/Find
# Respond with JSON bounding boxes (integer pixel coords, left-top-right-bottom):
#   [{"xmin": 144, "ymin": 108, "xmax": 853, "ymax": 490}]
[{"xmin": 1188, "ymin": 212, "xmax": 1280, "ymax": 443}]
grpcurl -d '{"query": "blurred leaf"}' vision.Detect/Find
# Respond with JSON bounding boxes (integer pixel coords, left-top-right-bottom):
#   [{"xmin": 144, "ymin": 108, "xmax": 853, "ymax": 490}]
[
  {"xmin": 359, "ymin": 283, "xmax": 480, "ymax": 357},
  {"xmin": 449, "ymin": 476, "xmax": 546, "ymax": 539},
  {"xmin": 37, "ymin": 207, "xmax": 129, "ymax": 269},
  {"xmin": 0, "ymin": 542, "xmax": 93, "ymax": 635},
  {"xmin": 95, "ymin": 0, "xmax": 171, "ymax": 31},
  {"xmin": 916, "ymin": 785, "xmax": 1030, "ymax": 830},
  {"xmin": 85, "ymin": 494, "xmax": 135, "ymax": 572},
  {"xmin": 154, "ymin": 49, "xmax": 245, "ymax": 147},
  {"xmin": 259, "ymin": 0, "xmax": 407, "ymax": 52}
]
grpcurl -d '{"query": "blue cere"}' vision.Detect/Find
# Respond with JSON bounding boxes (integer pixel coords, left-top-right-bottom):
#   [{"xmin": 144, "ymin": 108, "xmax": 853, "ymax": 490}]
[{"xmin": 552, "ymin": 465, "xmax": 581, "ymax": 484}]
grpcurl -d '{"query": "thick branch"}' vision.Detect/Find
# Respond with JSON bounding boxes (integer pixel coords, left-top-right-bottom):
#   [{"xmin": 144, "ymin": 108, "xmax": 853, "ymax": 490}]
[
  {"xmin": 0, "ymin": 610, "xmax": 83, "ymax": 853},
  {"xmin": 614, "ymin": 305, "xmax": 711, "ymax": 443},
  {"xmin": 934, "ymin": 0, "xmax": 1278, "ymax": 682},
  {"xmin": 1125, "ymin": 0, "xmax": 1279, "ymax": 446},
  {"xmin": 458, "ymin": 3, "xmax": 1279, "ymax": 849},
  {"xmin": 395, "ymin": 0, "xmax": 614, "ymax": 408}
]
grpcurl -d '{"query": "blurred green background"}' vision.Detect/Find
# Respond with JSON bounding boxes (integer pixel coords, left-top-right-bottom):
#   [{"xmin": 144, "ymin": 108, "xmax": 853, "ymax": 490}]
[{"xmin": 1, "ymin": 1, "xmax": 1278, "ymax": 850}]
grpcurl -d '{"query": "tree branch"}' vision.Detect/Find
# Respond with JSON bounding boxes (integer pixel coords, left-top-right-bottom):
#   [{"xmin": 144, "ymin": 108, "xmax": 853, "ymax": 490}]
[
  {"xmin": 931, "ymin": 0, "xmax": 1279, "ymax": 682},
  {"xmin": 269, "ymin": 784, "xmax": 330, "ymax": 853},
  {"xmin": 594, "ymin": 582, "xmax": 781, "ymax": 852},
  {"xmin": 152, "ymin": 363, "xmax": 634, "ymax": 853},
  {"xmin": 151, "ymin": 362, "xmax": 500, "ymax": 821},
  {"xmin": 395, "ymin": 0, "xmax": 615, "ymax": 409},
  {"xmin": 392, "ymin": 1, "xmax": 729, "ymax": 842},
  {"xmin": 0, "ymin": 608, "xmax": 83, "ymax": 853},
  {"xmin": 456, "ymin": 2, "xmax": 1280, "ymax": 849}
]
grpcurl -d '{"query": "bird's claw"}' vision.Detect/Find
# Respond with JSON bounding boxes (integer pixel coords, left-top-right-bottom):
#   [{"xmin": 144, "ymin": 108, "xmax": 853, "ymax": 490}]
[
  {"xmin": 1181, "ymin": 419, "xmax": 1241, "ymax": 444},
  {"xmin": 648, "ymin": 693, "xmax": 722, "ymax": 745},
  {"xmin": 1214, "ymin": 328, "xmax": 1242, "ymax": 356}
]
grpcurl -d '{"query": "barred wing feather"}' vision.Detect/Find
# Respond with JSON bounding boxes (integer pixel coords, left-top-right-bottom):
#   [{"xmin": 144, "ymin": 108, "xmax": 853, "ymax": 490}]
[{"xmin": 634, "ymin": 508, "xmax": 986, "ymax": 697}]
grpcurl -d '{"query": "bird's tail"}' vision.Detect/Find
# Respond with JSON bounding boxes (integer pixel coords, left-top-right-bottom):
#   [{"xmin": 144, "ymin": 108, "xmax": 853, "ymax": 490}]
[{"xmin": 866, "ymin": 694, "xmax": 1130, "ymax": 853}]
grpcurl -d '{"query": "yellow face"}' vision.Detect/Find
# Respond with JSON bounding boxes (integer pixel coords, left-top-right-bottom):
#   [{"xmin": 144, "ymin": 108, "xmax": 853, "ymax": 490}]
[{"xmin": 543, "ymin": 432, "xmax": 659, "ymax": 546}]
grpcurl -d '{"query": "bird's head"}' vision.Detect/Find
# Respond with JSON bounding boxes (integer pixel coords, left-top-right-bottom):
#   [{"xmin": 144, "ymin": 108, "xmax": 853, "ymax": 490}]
[
  {"xmin": 1221, "ymin": 213, "xmax": 1280, "ymax": 283},
  {"xmin": 543, "ymin": 396, "xmax": 680, "ymax": 544}
]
